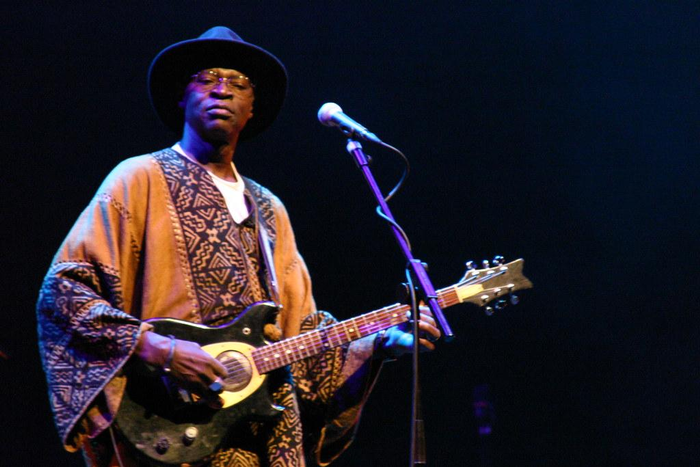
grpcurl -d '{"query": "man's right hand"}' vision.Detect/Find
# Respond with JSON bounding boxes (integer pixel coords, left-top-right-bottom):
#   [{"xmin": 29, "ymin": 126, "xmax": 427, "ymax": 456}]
[{"xmin": 134, "ymin": 330, "xmax": 228, "ymax": 393}]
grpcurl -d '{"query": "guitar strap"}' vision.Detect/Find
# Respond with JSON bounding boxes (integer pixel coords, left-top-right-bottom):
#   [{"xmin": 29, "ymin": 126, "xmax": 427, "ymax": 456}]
[
  {"xmin": 258, "ymin": 225, "xmax": 281, "ymax": 307},
  {"xmin": 243, "ymin": 184, "xmax": 282, "ymax": 309}
]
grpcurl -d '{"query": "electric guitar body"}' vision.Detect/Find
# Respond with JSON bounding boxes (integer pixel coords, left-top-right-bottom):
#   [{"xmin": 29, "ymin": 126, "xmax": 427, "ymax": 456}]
[{"xmin": 116, "ymin": 302, "xmax": 284, "ymax": 465}]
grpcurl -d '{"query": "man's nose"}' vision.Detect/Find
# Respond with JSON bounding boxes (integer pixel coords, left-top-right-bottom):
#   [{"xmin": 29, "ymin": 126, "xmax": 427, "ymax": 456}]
[{"xmin": 210, "ymin": 81, "xmax": 233, "ymax": 97}]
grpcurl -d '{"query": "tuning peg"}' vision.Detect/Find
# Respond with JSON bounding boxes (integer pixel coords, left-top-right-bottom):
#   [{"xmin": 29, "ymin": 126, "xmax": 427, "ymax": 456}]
[
  {"xmin": 495, "ymin": 300, "xmax": 507, "ymax": 311},
  {"xmin": 492, "ymin": 255, "xmax": 504, "ymax": 266},
  {"xmin": 461, "ymin": 261, "xmax": 480, "ymax": 281},
  {"xmin": 510, "ymin": 295, "xmax": 520, "ymax": 306},
  {"xmin": 482, "ymin": 260, "xmax": 490, "ymax": 269},
  {"xmin": 483, "ymin": 306, "xmax": 494, "ymax": 316}
]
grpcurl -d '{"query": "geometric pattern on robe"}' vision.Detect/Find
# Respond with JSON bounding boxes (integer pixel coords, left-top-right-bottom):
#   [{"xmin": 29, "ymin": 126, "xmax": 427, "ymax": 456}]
[
  {"xmin": 36, "ymin": 148, "xmax": 382, "ymax": 466},
  {"xmin": 152, "ymin": 149, "xmax": 272, "ymax": 324}
]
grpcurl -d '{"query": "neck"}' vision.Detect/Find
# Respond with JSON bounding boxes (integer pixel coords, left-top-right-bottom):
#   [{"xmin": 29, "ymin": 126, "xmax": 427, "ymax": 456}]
[{"xmin": 179, "ymin": 126, "xmax": 239, "ymax": 181}]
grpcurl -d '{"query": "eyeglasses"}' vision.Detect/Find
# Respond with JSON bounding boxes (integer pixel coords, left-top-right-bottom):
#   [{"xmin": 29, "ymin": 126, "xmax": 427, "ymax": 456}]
[{"xmin": 190, "ymin": 70, "xmax": 255, "ymax": 94}]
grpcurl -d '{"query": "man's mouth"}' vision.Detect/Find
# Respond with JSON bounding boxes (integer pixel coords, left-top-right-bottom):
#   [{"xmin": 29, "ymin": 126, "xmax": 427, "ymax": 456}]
[{"xmin": 206, "ymin": 105, "xmax": 233, "ymax": 116}]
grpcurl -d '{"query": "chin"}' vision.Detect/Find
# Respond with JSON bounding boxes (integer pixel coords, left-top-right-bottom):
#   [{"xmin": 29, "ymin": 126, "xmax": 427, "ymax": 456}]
[{"xmin": 204, "ymin": 122, "xmax": 236, "ymax": 138}]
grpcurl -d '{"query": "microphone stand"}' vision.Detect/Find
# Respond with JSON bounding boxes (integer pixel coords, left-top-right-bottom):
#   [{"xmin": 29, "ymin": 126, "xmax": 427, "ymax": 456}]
[{"xmin": 344, "ymin": 138, "xmax": 455, "ymax": 466}]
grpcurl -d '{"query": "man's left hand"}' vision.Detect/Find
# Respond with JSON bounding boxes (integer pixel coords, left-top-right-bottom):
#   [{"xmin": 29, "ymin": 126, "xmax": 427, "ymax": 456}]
[{"xmin": 378, "ymin": 305, "xmax": 441, "ymax": 360}]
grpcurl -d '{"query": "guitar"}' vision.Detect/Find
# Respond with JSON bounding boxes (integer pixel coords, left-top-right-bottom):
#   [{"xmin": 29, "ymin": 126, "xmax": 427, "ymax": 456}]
[{"xmin": 116, "ymin": 259, "xmax": 532, "ymax": 465}]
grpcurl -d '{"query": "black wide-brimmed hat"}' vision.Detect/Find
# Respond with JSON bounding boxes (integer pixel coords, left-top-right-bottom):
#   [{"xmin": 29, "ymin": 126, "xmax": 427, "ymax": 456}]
[{"xmin": 148, "ymin": 26, "xmax": 288, "ymax": 141}]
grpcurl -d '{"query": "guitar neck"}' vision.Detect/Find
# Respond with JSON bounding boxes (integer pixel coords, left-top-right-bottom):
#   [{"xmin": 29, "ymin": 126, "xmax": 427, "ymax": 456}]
[{"xmin": 253, "ymin": 286, "xmax": 463, "ymax": 374}]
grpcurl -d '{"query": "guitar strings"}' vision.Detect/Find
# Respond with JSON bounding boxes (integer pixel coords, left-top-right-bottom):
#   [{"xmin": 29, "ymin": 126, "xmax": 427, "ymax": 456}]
[
  {"xmin": 254, "ymin": 271, "xmax": 492, "ymax": 367},
  {"xmin": 217, "ymin": 311, "xmax": 406, "ymax": 383},
  {"xmin": 255, "ymin": 310, "xmax": 405, "ymax": 361}
]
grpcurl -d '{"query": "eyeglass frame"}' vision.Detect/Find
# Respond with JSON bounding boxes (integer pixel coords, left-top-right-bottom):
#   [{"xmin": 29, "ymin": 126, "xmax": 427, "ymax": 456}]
[{"xmin": 189, "ymin": 69, "xmax": 256, "ymax": 94}]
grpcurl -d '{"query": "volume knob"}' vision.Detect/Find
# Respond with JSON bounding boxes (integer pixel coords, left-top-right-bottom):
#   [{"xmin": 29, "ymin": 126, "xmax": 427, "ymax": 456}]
[
  {"xmin": 183, "ymin": 426, "xmax": 199, "ymax": 446},
  {"xmin": 154, "ymin": 437, "xmax": 170, "ymax": 454}
]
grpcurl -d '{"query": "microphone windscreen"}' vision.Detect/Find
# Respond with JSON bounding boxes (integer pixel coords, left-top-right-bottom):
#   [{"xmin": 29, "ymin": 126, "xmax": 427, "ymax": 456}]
[{"xmin": 317, "ymin": 102, "xmax": 343, "ymax": 125}]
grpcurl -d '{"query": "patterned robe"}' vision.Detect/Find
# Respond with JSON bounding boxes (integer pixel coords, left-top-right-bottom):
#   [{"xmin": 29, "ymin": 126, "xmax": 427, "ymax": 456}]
[{"xmin": 36, "ymin": 148, "xmax": 382, "ymax": 466}]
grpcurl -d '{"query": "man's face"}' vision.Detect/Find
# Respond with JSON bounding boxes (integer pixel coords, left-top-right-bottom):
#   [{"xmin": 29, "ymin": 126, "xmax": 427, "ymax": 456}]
[{"xmin": 179, "ymin": 68, "xmax": 255, "ymax": 142}]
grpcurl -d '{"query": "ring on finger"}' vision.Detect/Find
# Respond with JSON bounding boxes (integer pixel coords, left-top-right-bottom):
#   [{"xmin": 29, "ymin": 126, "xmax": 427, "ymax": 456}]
[{"xmin": 209, "ymin": 376, "xmax": 225, "ymax": 392}]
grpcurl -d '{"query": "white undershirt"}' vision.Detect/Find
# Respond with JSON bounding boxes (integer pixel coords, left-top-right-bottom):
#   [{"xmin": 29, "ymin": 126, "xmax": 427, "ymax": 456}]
[{"xmin": 172, "ymin": 143, "xmax": 250, "ymax": 224}]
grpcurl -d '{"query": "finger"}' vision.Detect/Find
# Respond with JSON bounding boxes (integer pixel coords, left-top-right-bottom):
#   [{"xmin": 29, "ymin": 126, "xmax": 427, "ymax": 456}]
[
  {"xmin": 418, "ymin": 304, "xmax": 435, "ymax": 317},
  {"xmin": 212, "ymin": 358, "xmax": 228, "ymax": 378},
  {"xmin": 418, "ymin": 311, "xmax": 437, "ymax": 327},
  {"xmin": 418, "ymin": 337, "xmax": 436, "ymax": 352},
  {"xmin": 418, "ymin": 320, "xmax": 441, "ymax": 341}
]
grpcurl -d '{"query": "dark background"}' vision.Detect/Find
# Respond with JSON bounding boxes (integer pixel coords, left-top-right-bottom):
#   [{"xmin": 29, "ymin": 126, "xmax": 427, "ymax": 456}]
[{"xmin": 1, "ymin": 2, "xmax": 698, "ymax": 465}]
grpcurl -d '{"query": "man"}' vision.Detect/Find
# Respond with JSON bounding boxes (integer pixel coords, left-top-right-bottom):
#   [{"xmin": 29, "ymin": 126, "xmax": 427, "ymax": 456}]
[{"xmin": 36, "ymin": 26, "xmax": 440, "ymax": 466}]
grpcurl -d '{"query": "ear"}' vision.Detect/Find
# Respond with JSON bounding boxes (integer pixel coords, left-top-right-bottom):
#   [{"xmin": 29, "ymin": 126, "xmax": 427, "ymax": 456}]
[{"xmin": 178, "ymin": 87, "xmax": 190, "ymax": 109}]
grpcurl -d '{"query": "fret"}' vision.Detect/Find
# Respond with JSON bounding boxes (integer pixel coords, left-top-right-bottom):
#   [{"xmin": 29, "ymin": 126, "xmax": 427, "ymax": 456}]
[
  {"xmin": 308, "ymin": 332, "xmax": 319, "ymax": 356},
  {"xmin": 297, "ymin": 333, "xmax": 311, "ymax": 359},
  {"xmin": 340, "ymin": 320, "xmax": 357, "ymax": 342},
  {"xmin": 332, "ymin": 323, "xmax": 340, "ymax": 341},
  {"xmin": 323, "ymin": 326, "xmax": 338, "ymax": 349},
  {"xmin": 438, "ymin": 286, "xmax": 458, "ymax": 308},
  {"xmin": 337, "ymin": 321, "xmax": 350, "ymax": 342},
  {"xmin": 302, "ymin": 332, "xmax": 321, "ymax": 360},
  {"xmin": 357, "ymin": 314, "xmax": 375, "ymax": 337},
  {"xmin": 320, "ymin": 327, "xmax": 334, "ymax": 351}
]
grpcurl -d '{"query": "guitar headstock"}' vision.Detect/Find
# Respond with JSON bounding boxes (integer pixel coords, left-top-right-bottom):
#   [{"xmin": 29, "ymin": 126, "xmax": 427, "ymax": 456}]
[{"xmin": 453, "ymin": 257, "xmax": 533, "ymax": 314}]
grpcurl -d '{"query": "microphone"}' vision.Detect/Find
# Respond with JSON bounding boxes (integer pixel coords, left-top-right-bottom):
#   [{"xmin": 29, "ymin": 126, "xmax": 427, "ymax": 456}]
[{"xmin": 317, "ymin": 103, "xmax": 382, "ymax": 143}]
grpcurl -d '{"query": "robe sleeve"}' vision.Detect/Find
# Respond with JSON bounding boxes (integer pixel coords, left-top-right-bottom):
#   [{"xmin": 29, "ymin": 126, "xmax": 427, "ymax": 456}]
[
  {"xmin": 269, "ymin": 197, "xmax": 384, "ymax": 465},
  {"xmin": 292, "ymin": 313, "xmax": 383, "ymax": 466},
  {"xmin": 36, "ymin": 159, "xmax": 150, "ymax": 451}
]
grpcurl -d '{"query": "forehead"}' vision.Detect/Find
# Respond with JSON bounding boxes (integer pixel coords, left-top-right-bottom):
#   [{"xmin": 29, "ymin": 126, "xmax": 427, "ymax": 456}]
[{"xmin": 197, "ymin": 68, "xmax": 251, "ymax": 77}]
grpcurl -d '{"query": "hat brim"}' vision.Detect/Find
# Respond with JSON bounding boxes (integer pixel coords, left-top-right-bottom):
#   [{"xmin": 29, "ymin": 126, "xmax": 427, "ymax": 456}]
[{"xmin": 148, "ymin": 37, "xmax": 287, "ymax": 141}]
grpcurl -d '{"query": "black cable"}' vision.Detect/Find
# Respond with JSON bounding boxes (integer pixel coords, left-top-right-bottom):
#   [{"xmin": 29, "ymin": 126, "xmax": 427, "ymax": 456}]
[
  {"xmin": 371, "ymin": 141, "xmax": 412, "ymax": 250},
  {"xmin": 377, "ymin": 140, "xmax": 410, "ymax": 203},
  {"xmin": 376, "ymin": 205, "xmax": 412, "ymax": 252}
]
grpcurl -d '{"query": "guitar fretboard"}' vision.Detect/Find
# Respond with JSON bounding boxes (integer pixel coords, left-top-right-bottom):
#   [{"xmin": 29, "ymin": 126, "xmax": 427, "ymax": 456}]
[{"xmin": 252, "ymin": 286, "xmax": 461, "ymax": 374}]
